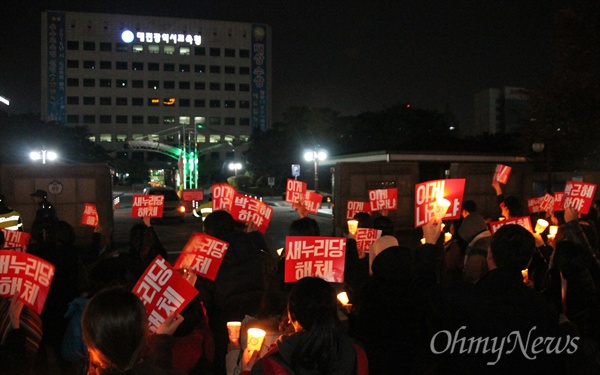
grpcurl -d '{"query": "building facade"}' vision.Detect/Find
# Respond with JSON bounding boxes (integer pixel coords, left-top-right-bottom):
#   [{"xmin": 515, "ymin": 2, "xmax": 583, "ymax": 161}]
[
  {"xmin": 41, "ymin": 11, "xmax": 271, "ymax": 186},
  {"xmin": 471, "ymin": 87, "xmax": 529, "ymax": 136}
]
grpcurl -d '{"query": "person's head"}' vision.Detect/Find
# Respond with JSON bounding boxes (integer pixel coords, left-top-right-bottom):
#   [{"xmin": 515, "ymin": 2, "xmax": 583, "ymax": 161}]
[
  {"xmin": 458, "ymin": 212, "xmax": 488, "ymax": 243},
  {"xmin": 372, "ymin": 215, "xmax": 394, "ymax": 236},
  {"xmin": 82, "ymin": 288, "xmax": 148, "ymax": 374},
  {"xmin": 30, "ymin": 189, "xmax": 47, "ymax": 204},
  {"xmin": 462, "ymin": 200, "xmax": 477, "ymax": 218},
  {"xmin": 488, "ymin": 224, "xmax": 535, "ymax": 271},
  {"xmin": 289, "ymin": 217, "xmax": 320, "ymax": 236},
  {"xmin": 352, "ymin": 212, "xmax": 373, "ymax": 229},
  {"xmin": 287, "ymin": 277, "xmax": 338, "ymax": 333},
  {"xmin": 203, "ymin": 210, "xmax": 235, "ymax": 239},
  {"xmin": 500, "ymin": 196, "xmax": 523, "ymax": 218},
  {"xmin": 54, "ymin": 220, "xmax": 75, "ymax": 247}
]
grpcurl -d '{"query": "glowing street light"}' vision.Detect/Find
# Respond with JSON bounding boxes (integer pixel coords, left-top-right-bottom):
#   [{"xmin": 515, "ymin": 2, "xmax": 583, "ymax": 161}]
[
  {"xmin": 303, "ymin": 148, "xmax": 327, "ymax": 193},
  {"xmin": 228, "ymin": 162, "xmax": 243, "ymax": 176},
  {"xmin": 30, "ymin": 150, "xmax": 58, "ymax": 164}
]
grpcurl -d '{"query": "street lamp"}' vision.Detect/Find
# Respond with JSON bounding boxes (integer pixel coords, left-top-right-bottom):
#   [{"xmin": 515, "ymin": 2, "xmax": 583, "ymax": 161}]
[
  {"xmin": 228, "ymin": 162, "xmax": 242, "ymax": 176},
  {"xmin": 30, "ymin": 150, "xmax": 58, "ymax": 164},
  {"xmin": 304, "ymin": 148, "xmax": 327, "ymax": 193}
]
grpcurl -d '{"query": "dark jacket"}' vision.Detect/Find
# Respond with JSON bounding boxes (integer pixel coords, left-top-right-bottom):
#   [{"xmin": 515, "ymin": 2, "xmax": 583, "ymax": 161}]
[
  {"xmin": 415, "ymin": 244, "xmax": 564, "ymax": 374},
  {"xmin": 352, "ymin": 246, "xmax": 418, "ymax": 374},
  {"xmin": 248, "ymin": 331, "xmax": 366, "ymax": 375}
]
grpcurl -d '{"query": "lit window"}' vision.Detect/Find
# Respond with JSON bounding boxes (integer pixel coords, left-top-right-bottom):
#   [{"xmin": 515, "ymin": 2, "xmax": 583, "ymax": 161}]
[
  {"xmin": 163, "ymin": 116, "xmax": 176, "ymax": 124},
  {"xmin": 149, "ymin": 134, "xmax": 159, "ymax": 142},
  {"xmin": 210, "ymin": 135, "xmax": 221, "ymax": 143},
  {"xmin": 148, "ymin": 98, "xmax": 160, "ymax": 106},
  {"xmin": 196, "ymin": 134, "xmax": 206, "ymax": 143},
  {"xmin": 149, "ymin": 45, "xmax": 159, "ymax": 54},
  {"xmin": 116, "ymin": 134, "xmax": 127, "ymax": 142},
  {"xmin": 180, "ymin": 46, "xmax": 190, "ymax": 55},
  {"xmin": 194, "ymin": 117, "xmax": 205, "ymax": 126},
  {"xmin": 100, "ymin": 134, "xmax": 112, "ymax": 142},
  {"xmin": 163, "ymin": 98, "xmax": 176, "ymax": 106},
  {"xmin": 133, "ymin": 134, "xmax": 144, "ymax": 140},
  {"xmin": 179, "ymin": 116, "xmax": 190, "ymax": 125},
  {"xmin": 224, "ymin": 135, "xmax": 235, "ymax": 143},
  {"xmin": 88, "ymin": 135, "xmax": 96, "ymax": 142},
  {"xmin": 164, "ymin": 45, "xmax": 175, "ymax": 55},
  {"xmin": 133, "ymin": 44, "xmax": 143, "ymax": 53}
]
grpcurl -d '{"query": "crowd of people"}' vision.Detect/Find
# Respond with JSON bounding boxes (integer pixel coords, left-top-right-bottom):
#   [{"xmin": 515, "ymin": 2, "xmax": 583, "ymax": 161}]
[{"xmin": 1, "ymin": 183, "xmax": 600, "ymax": 374}]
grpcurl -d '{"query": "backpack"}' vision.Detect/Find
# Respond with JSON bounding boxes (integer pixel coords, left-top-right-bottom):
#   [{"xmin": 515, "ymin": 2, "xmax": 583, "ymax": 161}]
[{"xmin": 259, "ymin": 342, "xmax": 369, "ymax": 375}]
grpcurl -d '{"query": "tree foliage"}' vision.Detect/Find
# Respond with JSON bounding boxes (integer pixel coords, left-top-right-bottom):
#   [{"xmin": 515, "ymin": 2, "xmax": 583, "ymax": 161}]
[{"xmin": 0, "ymin": 114, "xmax": 112, "ymax": 165}]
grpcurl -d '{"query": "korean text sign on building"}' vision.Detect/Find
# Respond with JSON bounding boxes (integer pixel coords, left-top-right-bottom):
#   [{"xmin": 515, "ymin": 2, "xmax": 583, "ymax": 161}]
[
  {"xmin": 133, "ymin": 256, "xmax": 199, "ymax": 333},
  {"xmin": 414, "ymin": 179, "xmax": 466, "ymax": 228},
  {"xmin": 285, "ymin": 179, "xmax": 306, "ymax": 204},
  {"xmin": 212, "ymin": 183, "xmax": 236, "ymax": 211},
  {"xmin": 355, "ymin": 228, "xmax": 382, "ymax": 254},
  {"xmin": 0, "ymin": 229, "xmax": 30, "ymax": 252},
  {"xmin": 174, "ymin": 233, "xmax": 229, "ymax": 280},
  {"xmin": 489, "ymin": 216, "xmax": 533, "ymax": 234},
  {"xmin": 0, "ymin": 251, "xmax": 55, "ymax": 315},
  {"xmin": 346, "ymin": 200, "xmax": 371, "ymax": 219},
  {"xmin": 368, "ymin": 188, "xmax": 398, "ymax": 212},
  {"xmin": 81, "ymin": 203, "xmax": 98, "ymax": 227},
  {"xmin": 284, "ymin": 236, "xmax": 346, "ymax": 283},
  {"xmin": 563, "ymin": 181, "xmax": 597, "ymax": 214},
  {"xmin": 229, "ymin": 193, "xmax": 273, "ymax": 234},
  {"xmin": 132, "ymin": 194, "xmax": 164, "ymax": 218}
]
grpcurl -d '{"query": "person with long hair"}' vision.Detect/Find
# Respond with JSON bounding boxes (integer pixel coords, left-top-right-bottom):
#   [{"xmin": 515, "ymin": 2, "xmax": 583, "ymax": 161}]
[
  {"xmin": 82, "ymin": 287, "xmax": 185, "ymax": 375},
  {"xmin": 240, "ymin": 277, "xmax": 368, "ymax": 375}
]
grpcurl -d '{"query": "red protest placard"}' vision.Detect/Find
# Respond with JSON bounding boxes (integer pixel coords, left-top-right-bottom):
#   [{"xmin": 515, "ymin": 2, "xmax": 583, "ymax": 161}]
[
  {"xmin": 229, "ymin": 193, "xmax": 273, "ymax": 234},
  {"xmin": 527, "ymin": 197, "xmax": 544, "ymax": 214},
  {"xmin": 563, "ymin": 181, "xmax": 597, "ymax": 214},
  {"xmin": 131, "ymin": 194, "xmax": 164, "ymax": 218},
  {"xmin": 493, "ymin": 164, "xmax": 512, "ymax": 184},
  {"xmin": 81, "ymin": 203, "xmax": 98, "ymax": 227},
  {"xmin": 285, "ymin": 179, "xmax": 306, "ymax": 204},
  {"xmin": 302, "ymin": 191, "xmax": 322, "ymax": 215},
  {"xmin": 211, "ymin": 183, "xmax": 236, "ymax": 211},
  {"xmin": 133, "ymin": 256, "xmax": 199, "ymax": 333},
  {"xmin": 489, "ymin": 216, "xmax": 533, "ymax": 235},
  {"xmin": 414, "ymin": 179, "xmax": 466, "ymax": 228},
  {"xmin": 0, "ymin": 251, "xmax": 55, "ymax": 315},
  {"xmin": 368, "ymin": 188, "xmax": 398, "ymax": 212},
  {"xmin": 554, "ymin": 192, "xmax": 565, "ymax": 212},
  {"xmin": 284, "ymin": 236, "xmax": 346, "ymax": 283},
  {"xmin": 355, "ymin": 228, "xmax": 382, "ymax": 254},
  {"xmin": 182, "ymin": 189, "xmax": 204, "ymax": 202},
  {"xmin": 346, "ymin": 200, "xmax": 371, "ymax": 219},
  {"xmin": 173, "ymin": 233, "xmax": 229, "ymax": 280},
  {"xmin": 0, "ymin": 229, "xmax": 30, "ymax": 252},
  {"xmin": 538, "ymin": 193, "xmax": 555, "ymax": 213}
]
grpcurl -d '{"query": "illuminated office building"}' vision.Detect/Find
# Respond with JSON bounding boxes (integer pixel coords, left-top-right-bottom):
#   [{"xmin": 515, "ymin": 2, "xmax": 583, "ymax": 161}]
[{"xmin": 41, "ymin": 11, "xmax": 270, "ymax": 185}]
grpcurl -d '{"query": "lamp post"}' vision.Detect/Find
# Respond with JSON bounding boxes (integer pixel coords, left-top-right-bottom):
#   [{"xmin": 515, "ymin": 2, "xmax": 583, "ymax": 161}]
[
  {"xmin": 303, "ymin": 148, "xmax": 327, "ymax": 193},
  {"xmin": 228, "ymin": 162, "xmax": 242, "ymax": 176},
  {"xmin": 30, "ymin": 150, "xmax": 58, "ymax": 164},
  {"xmin": 532, "ymin": 142, "xmax": 551, "ymax": 193}
]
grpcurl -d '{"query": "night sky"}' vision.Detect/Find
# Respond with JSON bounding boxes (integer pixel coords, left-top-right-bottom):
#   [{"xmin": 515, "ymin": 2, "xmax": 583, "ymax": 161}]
[{"xmin": 0, "ymin": 1, "xmax": 559, "ymax": 128}]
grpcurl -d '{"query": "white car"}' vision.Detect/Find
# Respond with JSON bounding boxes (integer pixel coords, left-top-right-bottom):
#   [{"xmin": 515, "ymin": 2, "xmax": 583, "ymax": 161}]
[{"xmin": 142, "ymin": 186, "xmax": 186, "ymax": 222}]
